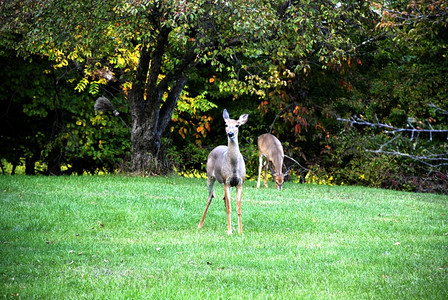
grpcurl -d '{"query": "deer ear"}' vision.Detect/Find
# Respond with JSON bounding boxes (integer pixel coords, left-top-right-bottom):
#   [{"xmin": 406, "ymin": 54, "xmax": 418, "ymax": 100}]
[
  {"xmin": 238, "ymin": 113, "xmax": 249, "ymax": 125},
  {"xmin": 223, "ymin": 109, "xmax": 229, "ymax": 120}
]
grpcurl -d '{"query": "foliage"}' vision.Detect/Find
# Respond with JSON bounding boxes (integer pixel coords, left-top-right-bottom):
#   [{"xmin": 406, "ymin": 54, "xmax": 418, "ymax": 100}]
[
  {"xmin": 214, "ymin": 1, "xmax": 381, "ymax": 174},
  {"xmin": 365, "ymin": 0, "xmax": 448, "ymax": 127},
  {"xmin": 323, "ymin": 124, "xmax": 448, "ymax": 194},
  {"xmin": 317, "ymin": 0, "xmax": 448, "ymax": 193},
  {"xmin": 171, "ymin": 90, "xmax": 216, "ymax": 143},
  {"xmin": 0, "ymin": 0, "xmax": 447, "ymax": 194},
  {"xmin": 375, "ymin": 0, "xmax": 448, "ymax": 52},
  {"xmin": 166, "ymin": 141, "xmax": 209, "ymax": 174},
  {"xmin": 0, "ymin": 53, "xmax": 130, "ymax": 175},
  {"xmin": 64, "ymin": 110, "xmax": 131, "ymax": 175},
  {"xmin": 0, "ymin": 54, "xmax": 52, "ymax": 174},
  {"xmin": 1, "ymin": 175, "xmax": 447, "ymax": 298},
  {"xmin": 0, "ymin": 0, "xmax": 382, "ymax": 175}
]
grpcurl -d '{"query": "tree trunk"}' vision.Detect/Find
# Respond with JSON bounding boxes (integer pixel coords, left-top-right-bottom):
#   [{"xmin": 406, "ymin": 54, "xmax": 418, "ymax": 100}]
[
  {"xmin": 127, "ymin": 27, "xmax": 191, "ymax": 175},
  {"xmin": 128, "ymin": 75, "xmax": 188, "ymax": 175},
  {"xmin": 128, "ymin": 44, "xmax": 159, "ymax": 174},
  {"xmin": 129, "ymin": 116, "xmax": 160, "ymax": 175},
  {"xmin": 25, "ymin": 156, "xmax": 35, "ymax": 175}
]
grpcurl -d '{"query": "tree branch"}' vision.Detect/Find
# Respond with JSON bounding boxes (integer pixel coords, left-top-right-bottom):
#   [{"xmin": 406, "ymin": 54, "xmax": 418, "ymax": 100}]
[
  {"xmin": 337, "ymin": 106, "xmax": 448, "ymax": 170},
  {"xmin": 145, "ymin": 26, "xmax": 171, "ymax": 116},
  {"xmin": 129, "ymin": 44, "xmax": 151, "ymax": 122},
  {"xmin": 157, "ymin": 45, "xmax": 197, "ymax": 92},
  {"xmin": 337, "ymin": 117, "xmax": 448, "ymax": 135},
  {"xmin": 157, "ymin": 75, "xmax": 188, "ymax": 137},
  {"xmin": 366, "ymin": 149, "xmax": 448, "ymax": 168}
]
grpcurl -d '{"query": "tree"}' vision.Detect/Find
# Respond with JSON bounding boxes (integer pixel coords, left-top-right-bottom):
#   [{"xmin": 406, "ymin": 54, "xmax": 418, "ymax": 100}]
[
  {"xmin": 226, "ymin": 1, "xmax": 380, "ymax": 168},
  {"xmin": 0, "ymin": 0, "xmax": 268, "ymax": 174},
  {"xmin": 1, "ymin": 0, "xmax": 373, "ymax": 175},
  {"xmin": 0, "ymin": 51, "xmax": 130, "ymax": 175},
  {"xmin": 327, "ymin": 0, "xmax": 448, "ymax": 193}
]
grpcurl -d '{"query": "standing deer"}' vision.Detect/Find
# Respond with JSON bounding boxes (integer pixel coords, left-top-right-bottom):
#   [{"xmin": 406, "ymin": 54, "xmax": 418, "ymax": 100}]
[
  {"xmin": 198, "ymin": 109, "xmax": 249, "ymax": 235},
  {"xmin": 257, "ymin": 133, "xmax": 288, "ymax": 190}
]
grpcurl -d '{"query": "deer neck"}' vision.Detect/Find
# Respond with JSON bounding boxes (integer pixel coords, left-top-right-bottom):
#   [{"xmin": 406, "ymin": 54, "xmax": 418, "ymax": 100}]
[
  {"xmin": 271, "ymin": 155, "xmax": 283, "ymax": 173},
  {"xmin": 226, "ymin": 137, "xmax": 241, "ymax": 167}
]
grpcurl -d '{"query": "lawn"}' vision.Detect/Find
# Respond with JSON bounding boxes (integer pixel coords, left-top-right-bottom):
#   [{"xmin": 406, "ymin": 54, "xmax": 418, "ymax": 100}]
[{"xmin": 0, "ymin": 175, "xmax": 447, "ymax": 299}]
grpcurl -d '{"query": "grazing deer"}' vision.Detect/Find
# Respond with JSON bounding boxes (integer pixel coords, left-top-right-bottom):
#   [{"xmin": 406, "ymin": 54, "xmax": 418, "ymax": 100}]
[
  {"xmin": 198, "ymin": 109, "xmax": 249, "ymax": 235},
  {"xmin": 257, "ymin": 133, "xmax": 288, "ymax": 190}
]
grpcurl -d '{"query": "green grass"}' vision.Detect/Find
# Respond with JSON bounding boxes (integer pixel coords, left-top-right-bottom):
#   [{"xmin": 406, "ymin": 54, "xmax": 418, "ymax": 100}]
[{"xmin": 0, "ymin": 175, "xmax": 447, "ymax": 299}]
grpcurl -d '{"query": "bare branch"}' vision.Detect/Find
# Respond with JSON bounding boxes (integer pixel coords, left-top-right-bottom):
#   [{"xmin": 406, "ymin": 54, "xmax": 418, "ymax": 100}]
[
  {"xmin": 284, "ymin": 154, "xmax": 310, "ymax": 172},
  {"xmin": 337, "ymin": 107, "xmax": 448, "ymax": 170},
  {"xmin": 366, "ymin": 149, "xmax": 448, "ymax": 168},
  {"xmin": 429, "ymin": 103, "xmax": 448, "ymax": 115},
  {"xmin": 337, "ymin": 117, "xmax": 448, "ymax": 135}
]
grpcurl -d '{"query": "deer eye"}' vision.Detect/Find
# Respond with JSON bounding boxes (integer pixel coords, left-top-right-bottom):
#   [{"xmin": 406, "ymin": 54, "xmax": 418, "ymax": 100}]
[{"xmin": 235, "ymin": 124, "xmax": 239, "ymax": 128}]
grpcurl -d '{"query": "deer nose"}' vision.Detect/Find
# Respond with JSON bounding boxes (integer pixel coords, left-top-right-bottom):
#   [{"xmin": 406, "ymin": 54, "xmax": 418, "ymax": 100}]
[{"xmin": 227, "ymin": 131, "xmax": 234, "ymax": 138}]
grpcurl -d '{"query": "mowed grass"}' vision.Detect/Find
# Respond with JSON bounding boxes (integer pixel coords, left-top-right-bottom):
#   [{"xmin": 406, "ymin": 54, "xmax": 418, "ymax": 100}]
[{"xmin": 0, "ymin": 175, "xmax": 447, "ymax": 299}]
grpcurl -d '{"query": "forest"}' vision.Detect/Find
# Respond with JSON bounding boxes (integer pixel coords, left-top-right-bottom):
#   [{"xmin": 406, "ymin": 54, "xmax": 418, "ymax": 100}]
[{"xmin": 0, "ymin": 0, "xmax": 447, "ymax": 194}]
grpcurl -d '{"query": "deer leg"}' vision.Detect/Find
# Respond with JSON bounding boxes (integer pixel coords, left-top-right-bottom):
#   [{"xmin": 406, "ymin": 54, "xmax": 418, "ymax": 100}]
[
  {"xmin": 223, "ymin": 189, "xmax": 233, "ymax": 210},
  {"xmin": 257, "ymin": 155, "xmax": 263, "ymax": 188},
  {"xmin": 223, "ymin": 189, "xmax": 227, "ymax": 208},
  {"xmin": 224, "ymin": 184, "xmax": 232, "ymax": 235},
  {"xmin": 236, "ymin": 185, "xmax": 243, "ymax": 235},
  {"xmin": 198, "ymin": 177, "xmax": 215, "ymax": 229},
  {"xmin": 263, "ymin": 161, "xmax": 269, "ymax": 188}
]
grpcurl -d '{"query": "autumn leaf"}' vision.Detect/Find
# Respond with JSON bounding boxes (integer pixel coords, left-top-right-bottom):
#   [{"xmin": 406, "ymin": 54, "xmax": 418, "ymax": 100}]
[{"xmin": 178, "ymin": 127, "xmax": 187, "ymax": 139}]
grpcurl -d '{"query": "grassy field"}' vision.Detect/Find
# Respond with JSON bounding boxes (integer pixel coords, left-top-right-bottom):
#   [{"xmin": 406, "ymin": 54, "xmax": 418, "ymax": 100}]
[{"xmin": 0, "ymin": 175, "xmax": 447, "ymax": 299}]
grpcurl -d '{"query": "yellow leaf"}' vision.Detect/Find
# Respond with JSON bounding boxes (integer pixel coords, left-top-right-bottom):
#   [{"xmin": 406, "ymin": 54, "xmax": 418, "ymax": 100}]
[{"xmin": 178, "ymin": 128, "xmax": 185, "ymax": 139}]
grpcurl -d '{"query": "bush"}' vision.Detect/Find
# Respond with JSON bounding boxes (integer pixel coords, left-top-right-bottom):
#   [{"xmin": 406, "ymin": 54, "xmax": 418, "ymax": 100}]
[{"xmin": 321, "ymin": 128, "xmax": 448, "ymax": 194}]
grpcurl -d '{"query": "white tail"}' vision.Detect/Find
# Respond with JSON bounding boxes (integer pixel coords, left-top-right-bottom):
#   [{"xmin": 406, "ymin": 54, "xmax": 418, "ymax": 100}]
[
  {"xmin": 256, "ymin": 133, "xmax": 288, "ymax": 190},
  {"xmin": 198, "ymin": 109, "xmax": 249, "ymax": 234}
]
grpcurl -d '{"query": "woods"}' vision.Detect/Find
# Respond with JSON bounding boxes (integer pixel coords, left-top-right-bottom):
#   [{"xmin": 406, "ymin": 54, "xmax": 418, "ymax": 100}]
[{"xmin": 1, "ymin": 0, "xmax": 447, "ymax": 193}]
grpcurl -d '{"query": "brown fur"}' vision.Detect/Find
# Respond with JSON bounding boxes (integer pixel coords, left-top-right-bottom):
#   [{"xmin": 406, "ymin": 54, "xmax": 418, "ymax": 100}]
[
  {"xmin": 257, "ymin": 133, "xmax": 287, "ymax": 190},
  {"xmin": 198, "ymin": 109, "xmax": 249, "ymax": 234}
]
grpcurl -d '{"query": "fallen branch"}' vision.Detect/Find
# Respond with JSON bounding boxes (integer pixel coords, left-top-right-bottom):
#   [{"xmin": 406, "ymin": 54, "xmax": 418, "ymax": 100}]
[
  {"xmin": 284, "ymin": 154, "xmax": 310, "ymax": 172},
  {"xmin": 366, "ymin": 149, "xmax": 448, "ymax": 168},
  {"xmin": 337, "ymin": 108, "xmax": 448, "ymax": 170},
  {"xmin": 337, "ymin": 116, "xmax": 448, "ymax": 137}
]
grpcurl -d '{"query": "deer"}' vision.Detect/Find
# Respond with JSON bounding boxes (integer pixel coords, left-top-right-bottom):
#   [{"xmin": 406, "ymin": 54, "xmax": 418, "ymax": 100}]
[
  {"xmin": 198, "ymin": 109, "xmax": 249, "ymax": 235},
  {"xmin": 256, "ymin": 133, "xmax": 288, "ymax": 190}
]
